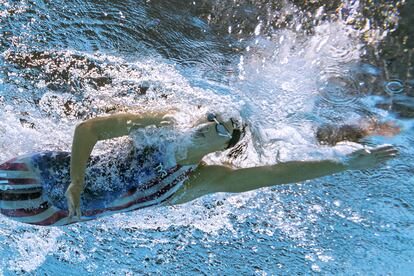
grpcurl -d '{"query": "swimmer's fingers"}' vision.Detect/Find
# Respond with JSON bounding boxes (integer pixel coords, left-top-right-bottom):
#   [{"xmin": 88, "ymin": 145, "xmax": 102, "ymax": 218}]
[
  {"xmin": 375, "ymin": 150, "xmax": 399, "ymax": 162},
  {"xmin": 347, "ymin": 145, "xmax": 398, "ymax": 170},
  {"xmin": 66, "ymin": 192, "xmax": 75, "ymax": 219},
  {"xmin": 356, "ymin": 145, "xmax": 398, "ymax": 156},
  {"xmin": 373, "ymin": 146, "xmax": 399, "ymax": 156},
  {"xmin": 371, "ymin": 145, "xmax": 397, "ymax": 153},
  {"xmin": 75, "ymin": 205, "xmax": 82, "ymax": 219},
  {"xmin": 372, "ymin": 145, "xmax": 399, "ymax": 160},
  {"xmin": 65, "ymin": 182, "xmax": 82, "ymax": 220}
]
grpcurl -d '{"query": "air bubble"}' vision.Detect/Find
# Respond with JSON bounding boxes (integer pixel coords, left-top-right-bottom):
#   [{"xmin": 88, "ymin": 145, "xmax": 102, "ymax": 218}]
[{"xmin": 385, "ymin": 80, "xmax": 404, "ymax": 95}]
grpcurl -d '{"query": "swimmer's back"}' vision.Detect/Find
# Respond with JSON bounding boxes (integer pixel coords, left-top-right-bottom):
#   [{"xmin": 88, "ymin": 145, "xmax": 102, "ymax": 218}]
[{"xmin": 0, "ymin": 149, "xmax": 195, "ymax": 226}]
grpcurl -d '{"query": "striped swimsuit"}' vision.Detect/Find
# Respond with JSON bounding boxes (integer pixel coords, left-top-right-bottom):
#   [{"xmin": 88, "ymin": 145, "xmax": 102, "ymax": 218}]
[{"xmin": 0, "ymin": 148, "xmax": 195, "ymax": 226}]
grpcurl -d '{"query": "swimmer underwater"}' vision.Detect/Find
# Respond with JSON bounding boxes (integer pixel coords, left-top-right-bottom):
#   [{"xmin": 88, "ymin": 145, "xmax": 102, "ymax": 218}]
[{"xmin": 0, "ymin": 111, "xmax": 398, "ymax": 226}]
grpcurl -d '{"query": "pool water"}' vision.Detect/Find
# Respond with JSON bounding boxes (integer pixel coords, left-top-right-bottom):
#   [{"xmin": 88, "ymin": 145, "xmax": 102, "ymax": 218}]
[{"xmin": 1, "ymin": 0, "xmax": 413, "ymax": 274}]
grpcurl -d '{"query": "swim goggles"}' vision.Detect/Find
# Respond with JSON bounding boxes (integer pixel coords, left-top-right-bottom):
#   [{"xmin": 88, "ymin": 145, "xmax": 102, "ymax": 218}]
[{"xmin": 207, "ymin": 113, "xmax": 232, "ymax": 138}]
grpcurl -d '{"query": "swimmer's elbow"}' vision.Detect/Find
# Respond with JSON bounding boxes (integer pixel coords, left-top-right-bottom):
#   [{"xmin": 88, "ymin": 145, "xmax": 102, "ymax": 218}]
[
  {"xmin": 75, "ymin": 121, "xmax": 90, "ymax": 135},
  {"xmin": 75, "ymin": 121, "xmax": 89, "ymax": 132},
  {"xmin": 73, "ymin": 121, "xmax": 98, "ymax": 142}
]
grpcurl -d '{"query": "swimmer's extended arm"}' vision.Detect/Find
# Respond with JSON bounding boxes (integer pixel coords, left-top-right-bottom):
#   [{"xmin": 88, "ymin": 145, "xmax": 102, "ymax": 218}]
[
  {"xmin": 65, "ymin": 112, "xmax": 173, "ymax": 218},
  {"xmin": 174, "ymin": 146, "xmax": 397, "ymax": 204}
]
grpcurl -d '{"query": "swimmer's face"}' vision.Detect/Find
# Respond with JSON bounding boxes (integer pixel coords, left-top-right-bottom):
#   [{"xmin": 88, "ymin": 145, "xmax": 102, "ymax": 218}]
[{"xmin": 192, "ymin": 117, "xmax": 235, "ymax": 152}]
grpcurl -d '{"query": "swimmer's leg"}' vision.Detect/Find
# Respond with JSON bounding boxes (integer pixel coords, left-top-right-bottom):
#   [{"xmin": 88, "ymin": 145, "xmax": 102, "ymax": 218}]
[
  {"xmin": 316, "ymin": 124, "xmax": 366, "ymax": 145},
  {"xmin": 316, "ymin": 120, "xmax": 400, "ymax": 145}
]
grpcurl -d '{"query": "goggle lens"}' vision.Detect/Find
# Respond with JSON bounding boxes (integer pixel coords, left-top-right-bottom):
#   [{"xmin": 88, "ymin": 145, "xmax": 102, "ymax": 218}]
[
  {"xmin": 216, "ymin": 123, "xmax": 231, "ymax": 138},
  {"xmin": 207, "ymin": 113, "xmax": 232, "ymax": 138}
]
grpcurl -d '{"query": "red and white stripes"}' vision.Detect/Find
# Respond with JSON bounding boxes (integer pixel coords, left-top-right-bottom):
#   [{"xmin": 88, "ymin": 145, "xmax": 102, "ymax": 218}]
[
  {"xmin": 1, "ymin": 157, "xmax": 195, "ymax": 226},
  {"xmin": 0, "ymin": 158, "xmax": 63, "ymax": 226}
]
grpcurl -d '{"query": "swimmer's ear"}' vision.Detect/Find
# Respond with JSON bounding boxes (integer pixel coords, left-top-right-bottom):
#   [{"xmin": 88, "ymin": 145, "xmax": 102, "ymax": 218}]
[{"xmin": 230, "ymin": 118, "xmax": 241, "ymax": 129}]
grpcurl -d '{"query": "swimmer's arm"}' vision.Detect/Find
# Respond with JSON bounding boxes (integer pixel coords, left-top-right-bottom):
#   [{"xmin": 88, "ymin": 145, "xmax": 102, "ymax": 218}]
[
  {"xmin": 70, "ymin": 112, "xmax": 172, "ymax": 183},
  {"xmin": 176, "ymin": 160, "xmax": 347, "ymax": 203},
  {"xmin": 66, "ymin": 112, "xmax": 172, "ymax": 217},
  {"xmin": 175, "ymin": 146, "xmax": 397, "ymax": 204}
]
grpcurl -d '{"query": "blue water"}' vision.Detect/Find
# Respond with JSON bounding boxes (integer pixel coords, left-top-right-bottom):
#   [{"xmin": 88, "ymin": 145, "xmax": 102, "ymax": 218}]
[{"xmin": 1, "ymin": 0, "xmax": 414, "ymax": 274}]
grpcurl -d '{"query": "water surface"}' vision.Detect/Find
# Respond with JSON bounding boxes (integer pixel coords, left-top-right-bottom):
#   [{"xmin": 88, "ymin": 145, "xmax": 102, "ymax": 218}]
[{"xmin": 0, "ymin": 0, "xmax": 413, "ymax": 274}]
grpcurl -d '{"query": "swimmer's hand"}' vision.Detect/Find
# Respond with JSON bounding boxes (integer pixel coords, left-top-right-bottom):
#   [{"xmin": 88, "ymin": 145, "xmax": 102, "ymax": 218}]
[
  {"xmin": 346, "ymin": 145, "xmax": 398, "ymax": 170},
  {"xmin": 65, "ymin": 182, "xmax": 83, "ymax": 219}
]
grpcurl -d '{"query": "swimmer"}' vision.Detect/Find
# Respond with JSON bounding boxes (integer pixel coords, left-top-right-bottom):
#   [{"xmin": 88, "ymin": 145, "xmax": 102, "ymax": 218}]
[
  {"xmin": 0, "ymin": 111, "xmax": 398, "ymax": 226},
  {"xmin": 64, "ymin": 111, "xmax": 398, "ymax": 219}
]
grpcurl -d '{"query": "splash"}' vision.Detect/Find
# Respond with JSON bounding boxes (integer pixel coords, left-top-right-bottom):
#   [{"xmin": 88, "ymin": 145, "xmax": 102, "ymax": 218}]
[
  {"xmin": 223, "ymin": 17, "xmax": 371, "ymax": 166},
  {"xmin": 0, "ymin": 0, "xmax": 411, "ymax": 274},
  {"xmin": 0, "ymin": 49, "xmax": 243, "ymax": 162}
]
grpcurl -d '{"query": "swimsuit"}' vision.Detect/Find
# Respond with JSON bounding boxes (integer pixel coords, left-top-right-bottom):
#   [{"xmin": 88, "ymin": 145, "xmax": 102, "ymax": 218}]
[{"xmin": 0, "ymin": 147, "xmax": 196, "ymax": 226}]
